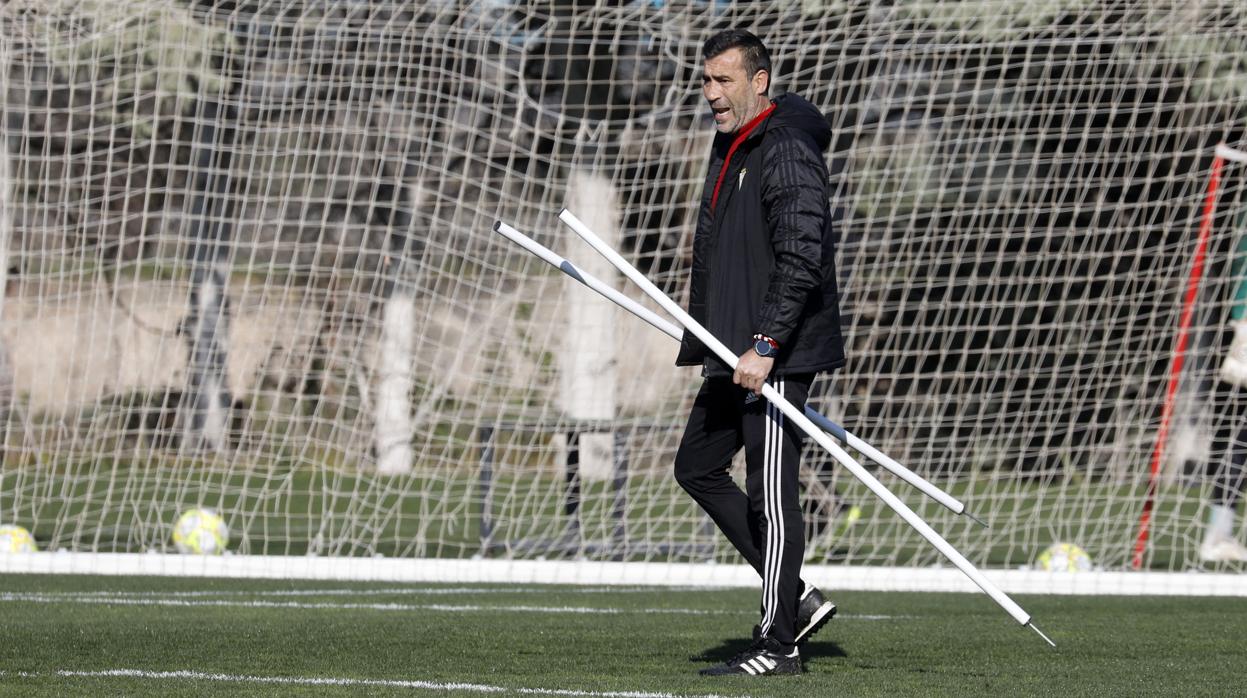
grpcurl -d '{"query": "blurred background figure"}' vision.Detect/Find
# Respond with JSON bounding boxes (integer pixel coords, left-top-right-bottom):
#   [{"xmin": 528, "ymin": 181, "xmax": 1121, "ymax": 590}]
[{"xmin": 1206, "ymin": 234, "xmax": 1247, "ymax": 562}]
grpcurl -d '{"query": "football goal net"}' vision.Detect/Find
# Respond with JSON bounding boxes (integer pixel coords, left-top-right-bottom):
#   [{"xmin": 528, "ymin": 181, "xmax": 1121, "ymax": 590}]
[{"xmin": 1, "ymin": 0, "xmax": 1246, "ymax": 593}]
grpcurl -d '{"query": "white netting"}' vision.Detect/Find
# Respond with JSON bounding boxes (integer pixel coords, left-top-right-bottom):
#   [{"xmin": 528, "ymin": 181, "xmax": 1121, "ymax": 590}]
[{"xmin": 0, "ymin": 0, "xmax": 1245, "ymax": 576}]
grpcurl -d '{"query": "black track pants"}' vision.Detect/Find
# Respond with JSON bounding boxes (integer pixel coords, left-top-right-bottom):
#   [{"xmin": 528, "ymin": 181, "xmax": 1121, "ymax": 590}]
[{"xmin": 674, "ymin": 374, "xmax": 812, "ymax": 650}]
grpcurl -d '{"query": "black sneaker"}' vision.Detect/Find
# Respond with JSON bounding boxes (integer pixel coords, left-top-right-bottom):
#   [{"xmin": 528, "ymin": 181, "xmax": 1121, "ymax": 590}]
[
  {"xmin": 795, "ymin": 584, "xmax": 837, "ymax": 644},
  {"xmin": 751, "ymin": 584, "xmax": 837, "ymax": 645},
  {"xmin": 699, "ymin": 638, "xmax": 802, "ymax": 676}
]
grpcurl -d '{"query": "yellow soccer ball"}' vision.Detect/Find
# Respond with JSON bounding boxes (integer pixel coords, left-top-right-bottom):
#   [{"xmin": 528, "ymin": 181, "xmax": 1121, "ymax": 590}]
[
  {"xmin": 0, "ymin": 524, "xmax": 38, "ymax": 553},
  {"xmin": 172, "ymin": 508, "xmax": 230, "ymax": 555},
  {"xmin": 1036, "ymin": 542, "xmax": 1092, "ymax": 572}
]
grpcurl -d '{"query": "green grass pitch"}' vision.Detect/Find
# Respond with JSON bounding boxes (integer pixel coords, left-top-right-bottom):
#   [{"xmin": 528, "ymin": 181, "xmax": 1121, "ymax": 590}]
[{"xmin": 0, "ymin": 574, "xmax": 1242, "ymax": 696}]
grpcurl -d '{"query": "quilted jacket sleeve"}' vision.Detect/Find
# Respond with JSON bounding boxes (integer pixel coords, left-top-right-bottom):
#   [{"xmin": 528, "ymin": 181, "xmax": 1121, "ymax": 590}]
[{"xmin": 754, "ymin": 130, "xmax": 828, "ymax": 346}]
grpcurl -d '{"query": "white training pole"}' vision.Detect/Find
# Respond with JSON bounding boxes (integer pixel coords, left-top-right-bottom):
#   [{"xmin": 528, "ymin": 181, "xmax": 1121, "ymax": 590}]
[
  {"xmin": 493, "ymin": 220, "xmax": 981, "ymax": 522},
  {"xmin": 558, "ymin": 209, "xmax": 1051, "ymax": 644}
]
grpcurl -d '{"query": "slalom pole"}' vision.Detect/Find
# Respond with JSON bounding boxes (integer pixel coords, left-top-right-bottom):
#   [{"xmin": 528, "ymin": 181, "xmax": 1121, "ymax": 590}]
[
  {"xmin": 558, "ymin": 208, "xmax": 1052, "ymax": 646},
  {"xmin": 1131, "ymin": 143, "xmax": 1244, "ymax": 569},
  {"xmin": 493, "ymin": 220, "xmax": 984, "ymax": 524}
]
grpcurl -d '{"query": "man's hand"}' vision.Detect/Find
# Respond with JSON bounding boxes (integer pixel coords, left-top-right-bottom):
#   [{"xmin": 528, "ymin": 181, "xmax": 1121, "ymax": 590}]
[{"xmin": 733, "ymin": 348, "xmax": 775, "ymax": 394}]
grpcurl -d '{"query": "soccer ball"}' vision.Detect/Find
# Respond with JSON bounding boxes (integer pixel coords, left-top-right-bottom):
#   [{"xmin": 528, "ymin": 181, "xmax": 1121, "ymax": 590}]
[
  {"xmin": 0, "ymin": 525, "xmax": 38, "ymax": 553},
  {"xmin": 1035, "ymin": 542, "xmax": 1093, "ymax": 572},
  {"xmin": 172, "ymin": 508, "xmax": 230, "ymax": 555}
]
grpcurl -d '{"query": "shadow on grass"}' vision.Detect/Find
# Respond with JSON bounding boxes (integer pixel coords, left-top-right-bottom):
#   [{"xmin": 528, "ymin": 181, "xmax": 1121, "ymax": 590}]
[{"xmin": 690, "ymin": 637, "xmax": 847, "ymax": 670}]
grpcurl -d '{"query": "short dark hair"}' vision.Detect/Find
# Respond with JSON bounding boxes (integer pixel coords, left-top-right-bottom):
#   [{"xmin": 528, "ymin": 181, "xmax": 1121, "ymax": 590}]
[{"xmin": 702, "ymin": 29, "xmax": 772, "ymax": 93}]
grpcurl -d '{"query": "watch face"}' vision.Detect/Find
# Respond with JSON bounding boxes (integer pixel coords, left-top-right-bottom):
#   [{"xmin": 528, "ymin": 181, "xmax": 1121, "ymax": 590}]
[{"xmin": 754, "ymin": 339, "xmax": 774, "ymax": 357}]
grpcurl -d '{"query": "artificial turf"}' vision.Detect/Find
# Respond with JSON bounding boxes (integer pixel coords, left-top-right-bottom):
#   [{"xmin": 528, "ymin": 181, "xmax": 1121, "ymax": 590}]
[{"xmin": 0, "ymin": 573, "xmax": 1242, "ymax": 697}]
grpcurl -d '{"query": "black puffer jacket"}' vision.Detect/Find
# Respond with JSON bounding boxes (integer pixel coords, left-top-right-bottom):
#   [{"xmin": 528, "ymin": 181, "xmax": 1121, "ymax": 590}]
[{"xmin": 676, "ymin": 92, "xmax": 846, "ymax": 377}]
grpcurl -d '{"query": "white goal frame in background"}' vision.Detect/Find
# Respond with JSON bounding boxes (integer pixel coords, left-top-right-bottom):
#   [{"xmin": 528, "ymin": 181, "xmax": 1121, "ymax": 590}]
[{"xmin": 3, "ymin": 553, "xmax": 1246, "ymax": 597}]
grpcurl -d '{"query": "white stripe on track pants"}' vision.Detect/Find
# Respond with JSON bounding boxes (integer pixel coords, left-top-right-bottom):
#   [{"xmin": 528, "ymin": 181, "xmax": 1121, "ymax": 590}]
[{"xmin": 673, "ymin": 373, "xmax": 813, "ymax": 650}]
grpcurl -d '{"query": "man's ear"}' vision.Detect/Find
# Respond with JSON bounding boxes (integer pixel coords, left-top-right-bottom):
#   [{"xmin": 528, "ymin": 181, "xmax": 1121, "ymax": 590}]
[{"xmin": 752, "ymin": 69, "xmax": 770, "ymax": 96}]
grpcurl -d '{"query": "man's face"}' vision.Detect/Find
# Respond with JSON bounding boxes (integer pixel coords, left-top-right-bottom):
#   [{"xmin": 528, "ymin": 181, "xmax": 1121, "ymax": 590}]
[{"xmin": 702, "ymin": 48, "xmax": 769, "ymax": 135}]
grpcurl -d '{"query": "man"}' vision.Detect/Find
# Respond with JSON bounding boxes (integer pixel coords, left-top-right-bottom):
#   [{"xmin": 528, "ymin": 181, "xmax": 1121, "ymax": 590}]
[{"xmin": 674, "ymin": 29, "xmax": 845, "ymax": 676}]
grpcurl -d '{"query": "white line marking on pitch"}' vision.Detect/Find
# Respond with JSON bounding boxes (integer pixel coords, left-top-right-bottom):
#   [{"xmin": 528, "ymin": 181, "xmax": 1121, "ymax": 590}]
[
  {"xmin": 1, "ymin": 669, "xmax": 753, "ymax": 698},
  {"xmin": 0, "ymin": 590, "xmax": 912, "ymax": 618},
  {"xmin": 0, "ymin": 593, "xmax": 738, "ymax": 615},
  {"xmin": 0, "ymin": 592, "xmax": 909, "ymax": 619},
  {"xmin": 14, "ymin": 586, "xmax": 720, "ymax": 598}
]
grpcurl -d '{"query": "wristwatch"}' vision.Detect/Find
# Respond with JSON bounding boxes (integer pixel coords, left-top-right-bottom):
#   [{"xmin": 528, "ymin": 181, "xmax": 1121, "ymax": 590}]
[{"xmin": 752, "ymin": 334, "xmax": 779, "ymax": 358}]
